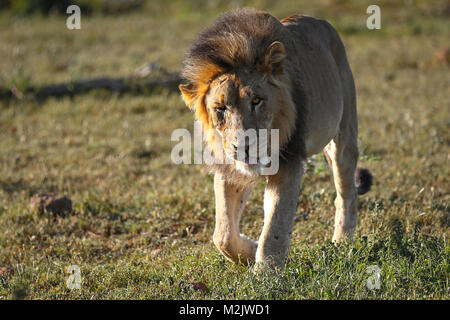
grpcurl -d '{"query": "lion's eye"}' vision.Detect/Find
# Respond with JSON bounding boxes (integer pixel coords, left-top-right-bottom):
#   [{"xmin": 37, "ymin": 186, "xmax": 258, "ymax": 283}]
[{"xmin": 251, "ymin": 97, "xmax": 262, "ymax": 106}]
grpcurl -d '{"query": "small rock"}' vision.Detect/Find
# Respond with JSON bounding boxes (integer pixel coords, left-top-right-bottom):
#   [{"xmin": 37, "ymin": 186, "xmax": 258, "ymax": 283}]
[
  {"xmin": 0, "ymin": 267, "xmax": 13, "ymax": 277},
  {"xmin": 151, "ymin": 248, "xmax": 163, "ymax": 257},
  {"xmin": 30, "ymin": 193, "xmax": 73, "ymax": 216},
  {"xmin": 191, "ymin": 281, "xmax": 210, "ymax": 294},
  {"xmin": 432, "ymin": 47, "xmax": 450, "ymax": 65}
]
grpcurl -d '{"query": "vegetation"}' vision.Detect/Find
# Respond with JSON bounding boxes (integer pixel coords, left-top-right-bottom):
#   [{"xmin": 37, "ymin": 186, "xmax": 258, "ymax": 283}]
[
  {"xmin": 0, "ymin": 0, "xmax": 144, "ymax": 15},
  {"xmin": 0, "ymin": 0, "xmax": 448, "ymax": 299}
]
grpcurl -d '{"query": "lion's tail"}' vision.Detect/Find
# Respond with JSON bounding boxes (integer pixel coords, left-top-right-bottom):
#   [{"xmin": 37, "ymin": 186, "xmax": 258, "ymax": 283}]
[{"xmin": 355, "ymin": 167, "xmax": 373, "ymax": 195}]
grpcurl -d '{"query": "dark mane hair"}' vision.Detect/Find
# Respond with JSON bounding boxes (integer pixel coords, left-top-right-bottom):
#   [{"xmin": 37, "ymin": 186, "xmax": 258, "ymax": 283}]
[
  {"xmin": 180, "ymin": 8, "xmax": 307, "ymax": 164},
  {"xmin": 181, "ymin": 8, "xmax": 286, "ymax": 85}
]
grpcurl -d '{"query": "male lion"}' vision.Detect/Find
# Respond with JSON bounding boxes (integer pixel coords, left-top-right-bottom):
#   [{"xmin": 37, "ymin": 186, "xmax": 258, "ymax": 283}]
[{"xmin": 179, "ymin": 8, "xmax": 372, "ymax": 270}]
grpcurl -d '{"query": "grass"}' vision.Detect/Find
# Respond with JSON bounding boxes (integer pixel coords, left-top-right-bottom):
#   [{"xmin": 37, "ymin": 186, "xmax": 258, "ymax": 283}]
[{"xmin": 0, "ymin": 0, "xmax": 449, "ymax": 299}]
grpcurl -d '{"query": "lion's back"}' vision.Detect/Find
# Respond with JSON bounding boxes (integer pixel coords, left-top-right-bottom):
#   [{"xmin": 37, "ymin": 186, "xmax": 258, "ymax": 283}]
[
  {"xmin": 281, "ymin": 14, "xmax": 347, "ymax": 64},
  {"xmin": 280, "ymin": 14, "xmax": 355, "ymax": 156}
]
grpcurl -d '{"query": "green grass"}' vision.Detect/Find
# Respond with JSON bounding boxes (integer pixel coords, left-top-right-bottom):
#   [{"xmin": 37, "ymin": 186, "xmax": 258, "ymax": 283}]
[{"xmin": 0, "ymin": 0, "xmax": 449, "ymax": 299}]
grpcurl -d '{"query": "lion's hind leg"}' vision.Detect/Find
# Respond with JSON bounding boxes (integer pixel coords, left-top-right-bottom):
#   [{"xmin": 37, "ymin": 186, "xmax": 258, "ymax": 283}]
[
  {"xmin": 213, "ymin": 172, "xmax": 257, "ymax": 264},
  {"xmin": 324, "ymin": 129, "xmax": 359, "ymax": 243}
]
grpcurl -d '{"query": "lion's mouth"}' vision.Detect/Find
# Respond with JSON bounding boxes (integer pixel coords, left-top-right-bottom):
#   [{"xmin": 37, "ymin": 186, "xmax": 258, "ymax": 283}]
[
  {"xmin": 236, "ymin": 156, "xmax": 271, "ymax": 168},
  {"xmin": 230, "ymin": 147, "xmax": 272, "ymax": 168}
]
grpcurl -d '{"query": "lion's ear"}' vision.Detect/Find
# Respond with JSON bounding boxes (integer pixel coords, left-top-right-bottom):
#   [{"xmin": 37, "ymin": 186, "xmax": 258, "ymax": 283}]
[
  {"xmin": 179, "ymin": 83, "xmax": 198, "ymax": 110},
  {"xmin": 264, "ymin": 41, "xmax": 286, "ymax": 73}
]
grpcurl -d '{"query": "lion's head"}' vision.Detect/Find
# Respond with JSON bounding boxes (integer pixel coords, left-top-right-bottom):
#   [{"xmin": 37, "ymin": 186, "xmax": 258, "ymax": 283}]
[{"xmin": 179, "ymin": 8, "xmax": 297, "ymax": 177}]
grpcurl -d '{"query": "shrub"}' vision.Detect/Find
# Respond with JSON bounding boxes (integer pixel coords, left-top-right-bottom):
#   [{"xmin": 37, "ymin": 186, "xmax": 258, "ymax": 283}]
[{"xmin": 0, "ymin": 0, "xmax": 144, "ymax": 15}]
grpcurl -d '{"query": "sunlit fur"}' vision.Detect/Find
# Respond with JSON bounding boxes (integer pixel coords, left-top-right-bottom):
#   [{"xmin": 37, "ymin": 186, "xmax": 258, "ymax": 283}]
[
  {"xmin": 179, "ymin": 8, "xmax": 372, "ymax": 269},
  {"xmin": 179, "ymin": 8, "xmax": 303, "ymax": 185}
]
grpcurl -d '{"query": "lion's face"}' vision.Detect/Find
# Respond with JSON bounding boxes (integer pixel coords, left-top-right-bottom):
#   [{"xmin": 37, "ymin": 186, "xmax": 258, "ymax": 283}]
[
  {"xmin": 180, "ymin": 39, "xmax": 297, "ymax": 177},
  {"xmin": 205, "ymin": 70, "xmax": 279, "ymax": 175}
]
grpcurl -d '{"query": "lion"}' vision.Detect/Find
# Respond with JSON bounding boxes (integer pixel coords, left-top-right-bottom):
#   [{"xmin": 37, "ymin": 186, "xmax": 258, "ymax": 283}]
[{"xmin": 179, "ymin": 8, "xmax": 372, "ymax": 270}]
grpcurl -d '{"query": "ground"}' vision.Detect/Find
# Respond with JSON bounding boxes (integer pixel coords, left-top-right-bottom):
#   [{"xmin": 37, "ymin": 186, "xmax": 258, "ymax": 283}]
[{"xmin": 0, "ymin": 0, "xmax": 448, "ymax": 299}]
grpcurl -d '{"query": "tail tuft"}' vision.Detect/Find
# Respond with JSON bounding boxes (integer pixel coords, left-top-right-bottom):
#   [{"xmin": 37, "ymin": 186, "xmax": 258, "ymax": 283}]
[{"xmin": 355, "ymin": 167, "xmax": 372, "ymax": 195}]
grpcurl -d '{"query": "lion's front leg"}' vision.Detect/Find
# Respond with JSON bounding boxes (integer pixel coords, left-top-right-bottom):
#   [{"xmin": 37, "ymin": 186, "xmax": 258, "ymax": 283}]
[
  {"xmin": 255, "ymin": 162, "xmax": 303, "ymax": 271},
  {"xmin": 213, "ymin": 172, "xmax": 257, "ymax": 264}
]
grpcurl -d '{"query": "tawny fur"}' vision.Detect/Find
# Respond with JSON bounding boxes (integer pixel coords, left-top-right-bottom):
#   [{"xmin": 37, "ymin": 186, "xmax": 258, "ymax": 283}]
[{"xmin": 179, "ymin": 8, "xmax": 372, "ymax": 271}]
